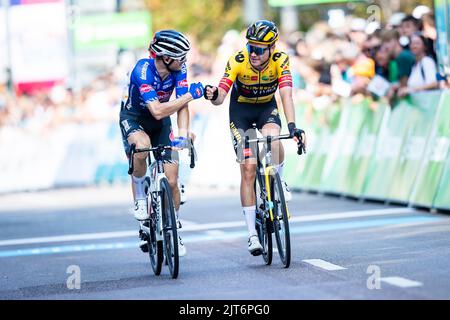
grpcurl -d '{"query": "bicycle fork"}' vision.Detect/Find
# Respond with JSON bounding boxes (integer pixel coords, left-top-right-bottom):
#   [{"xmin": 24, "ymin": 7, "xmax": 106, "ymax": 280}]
[
  {"xmin": 263, "ymin": 166, "xmax": 291, "ymax": 221},
  {"xmin": 150, "ymin": 190, "xmax": 164, "ymax": 241}
]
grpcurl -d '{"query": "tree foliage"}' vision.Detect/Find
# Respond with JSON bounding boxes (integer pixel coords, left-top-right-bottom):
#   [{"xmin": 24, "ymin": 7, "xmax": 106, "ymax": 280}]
[{"xmin": 144, "ymin": 0, "xmax": 244, "ymax": 54}]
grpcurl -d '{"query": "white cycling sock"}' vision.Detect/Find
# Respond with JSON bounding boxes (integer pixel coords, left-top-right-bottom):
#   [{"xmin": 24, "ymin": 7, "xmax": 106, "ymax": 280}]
[
  {"xmin": 274, "ymin": 161, "xmax": 285, "ymax": 179},
  {"xmin": 132, "ymin": 175, "xmax": 146, "ymax": 199},
  {"xmin": 243, "ymin": 206, "xmax": 257, "ymax": 237}
]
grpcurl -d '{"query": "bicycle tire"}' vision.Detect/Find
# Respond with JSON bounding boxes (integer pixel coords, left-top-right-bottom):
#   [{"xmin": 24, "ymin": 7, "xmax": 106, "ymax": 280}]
[
  {"xmin": 271, "ymin": 171, "xmax": 291, "ymax": 268},
  {"xmin": 160, "ymin": 178, "xmax": 179, "ymax": 279},
  {"xmin": 147, "ymin": 221, "xmax": 163, "ymax": 276},
  {"xmin": 255, "ymin": 172, "xmax": 272, "ymax": 265}
]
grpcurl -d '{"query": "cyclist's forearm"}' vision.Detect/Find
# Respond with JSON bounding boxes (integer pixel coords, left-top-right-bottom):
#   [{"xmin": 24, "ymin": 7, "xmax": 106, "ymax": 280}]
[
  {"xmin": 177, "ymin": 104, "xmax": 190, "ymax": 137},
  {"xmin": 147, "ymin": 94, "xmax": 192, "ymax": 120},
  {"xmin": 279, "ymin": 87, "xmax": 296, "ymax": 124}
]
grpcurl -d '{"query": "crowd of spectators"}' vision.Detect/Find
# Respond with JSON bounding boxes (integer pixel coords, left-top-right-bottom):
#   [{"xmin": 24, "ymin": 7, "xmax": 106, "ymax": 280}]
[
  {"xmin": 1, "ymin": 4, "xmax": 449, "ymax": 137},
  {"xmin": 0, "ymin": 72, "xmax": 122, "ymax": 135},
  {"xmin": 274, "ymin": 5, "xmax": 449, "ymax": 107}
]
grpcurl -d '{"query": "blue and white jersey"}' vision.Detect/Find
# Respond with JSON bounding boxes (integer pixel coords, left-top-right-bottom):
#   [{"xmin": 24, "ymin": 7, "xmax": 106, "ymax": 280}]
[{"xmin": 120, "ymin": 58, "xmax": 188, "ymax": 121}]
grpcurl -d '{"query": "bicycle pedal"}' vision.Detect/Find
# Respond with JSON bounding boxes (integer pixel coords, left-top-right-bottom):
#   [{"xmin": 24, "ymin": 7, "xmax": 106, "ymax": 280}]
[
  {"xmin": 139, "ymin": 241, "xmax": 149, "ymax": 253},
  {"xmin": 139, "ymin": 231, "xmax": 148, "ymax": 241},
  {"xmin": 251, "ymin": 249, "xmax": 263, "ymax": 256}
]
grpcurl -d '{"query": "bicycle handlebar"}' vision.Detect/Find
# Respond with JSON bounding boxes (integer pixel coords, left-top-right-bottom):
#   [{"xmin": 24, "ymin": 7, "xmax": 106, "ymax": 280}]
[
  {"xmin": 246, "ymin": 134, "xmax": 306, "ymax": 156},
  {"xmin": 127, "ymin": 138, "xmax": 197, "ymax": 175}
]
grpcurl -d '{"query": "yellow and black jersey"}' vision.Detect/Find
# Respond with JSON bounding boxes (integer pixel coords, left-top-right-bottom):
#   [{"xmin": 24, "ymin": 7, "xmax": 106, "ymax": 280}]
[{"xmin": 218, "ymin": 49, "xmax": 293, "ymax": 104}]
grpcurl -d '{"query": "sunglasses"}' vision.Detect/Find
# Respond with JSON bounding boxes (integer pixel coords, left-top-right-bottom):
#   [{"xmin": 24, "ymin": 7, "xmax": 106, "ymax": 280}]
[
  {"xmin": 246, "ymin": 43, "xmax": 269, "ymax": 56},
  {"xmin": 175, "ymin": 55, "xmax": 187, "ymax": 63}
]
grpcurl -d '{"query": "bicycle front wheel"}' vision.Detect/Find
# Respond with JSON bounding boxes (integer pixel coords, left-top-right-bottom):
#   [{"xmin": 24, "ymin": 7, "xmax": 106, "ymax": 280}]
[
  {"xmin": 160, "ymin": 177, "xmax": 179, "ymax": 279},
  {"xmin": 270, "ymin": 171, "xmax": 291, "ymax": 268}
]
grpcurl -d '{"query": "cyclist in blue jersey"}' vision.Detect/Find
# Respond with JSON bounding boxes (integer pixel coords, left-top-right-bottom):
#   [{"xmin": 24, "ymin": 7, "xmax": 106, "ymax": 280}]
[{"xmin": 120, "ymin": 30, "xmax": 204, "ymax": 256}]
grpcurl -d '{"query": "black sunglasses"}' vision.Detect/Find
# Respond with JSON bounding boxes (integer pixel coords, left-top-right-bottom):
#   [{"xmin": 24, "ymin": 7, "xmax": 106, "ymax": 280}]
[{"xmin": 247, "ymin": 43, "xmax": 270, "ymax": 56}]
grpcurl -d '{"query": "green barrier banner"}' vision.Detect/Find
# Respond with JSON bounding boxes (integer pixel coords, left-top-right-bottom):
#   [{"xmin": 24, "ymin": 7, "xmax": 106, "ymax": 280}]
[
  {"xmin": 285, "ymin": 90, "xmax": 449, "ymax": 208},
  {"xmin": 434, "ymin": 153, "xmax": 450, "ymax": 210},
  {"xmin": 362, "ymin": 98, "xmax": 415, "ymax": 201},
  {"xmin": 300, "ymin": 101, "xmax": 342, "ymax": 191},
  {"xmin": 74, "ymin": 11, "xmax": 152, "ymax": 50},
  {"xmin": 410, "ymin": 91, "xmax": 450, "ymax": 207},
  {"xmin": 432, "ymin": 91, "xmax": 450, "ymax": 210},
  {"xmin": 387, "ymin": 91, "xmax": 442, "ymax": 202},
  {"xmin": 344, "ymin": 100, "xmax": 388, "ymax": 197},
  {"xmin": 283, "ymin": 102, "xmax": 310, "ymax": 189},
  {"xmin": 320, "ymin": 97, "xmax": 371, "ymax": 194}
]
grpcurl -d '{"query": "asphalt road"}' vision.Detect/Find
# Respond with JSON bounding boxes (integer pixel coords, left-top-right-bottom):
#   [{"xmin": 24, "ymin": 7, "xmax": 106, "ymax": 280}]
[{"xmin": 0, "ymin": 184, "xmax": 449, "ymax": 300}]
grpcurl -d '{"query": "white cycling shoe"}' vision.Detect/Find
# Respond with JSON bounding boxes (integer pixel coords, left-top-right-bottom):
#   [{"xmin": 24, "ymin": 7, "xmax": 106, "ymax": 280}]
[
  {"xmin": 282, "ymin": 180, "xmax": 292, "ymax": 202},
  {"xmin": 248, "ymin": 235, "xmax": 263, "ymax": 256},
  {"xmin": 133, "ymin": 198, "xmax": 149, "ymax": 221}
]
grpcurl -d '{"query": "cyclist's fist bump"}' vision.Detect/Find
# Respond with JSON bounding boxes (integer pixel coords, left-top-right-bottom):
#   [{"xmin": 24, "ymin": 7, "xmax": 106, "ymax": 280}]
[
  {"xmin": 188, "ymin": 82, "xmax": 205, "ymax": 100},
  {"xmin": 204, "ymin": 85, "xmax": 218, "ymax": 100}
]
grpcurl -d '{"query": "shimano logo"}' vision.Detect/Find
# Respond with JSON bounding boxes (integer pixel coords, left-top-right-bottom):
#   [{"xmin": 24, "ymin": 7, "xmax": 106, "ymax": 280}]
[{"xmin": 141, "ymin": 62, "xmax": 149, "ymax": 80}]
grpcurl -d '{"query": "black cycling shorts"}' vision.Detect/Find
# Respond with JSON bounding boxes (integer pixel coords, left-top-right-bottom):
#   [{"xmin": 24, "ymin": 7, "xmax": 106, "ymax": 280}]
[
  {"xmin": 119, "ymin": 113, "xmax": 179, "ymax": 163},
  {"xmin": 229, "ymin": 97, "xmax": 282, "ymax": 162}
]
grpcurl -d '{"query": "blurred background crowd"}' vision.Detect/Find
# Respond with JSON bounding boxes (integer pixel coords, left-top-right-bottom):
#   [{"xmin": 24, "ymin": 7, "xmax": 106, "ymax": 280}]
[{"xmin": 0, "ymin": 0, "xmax": 449, "ymax": 136}]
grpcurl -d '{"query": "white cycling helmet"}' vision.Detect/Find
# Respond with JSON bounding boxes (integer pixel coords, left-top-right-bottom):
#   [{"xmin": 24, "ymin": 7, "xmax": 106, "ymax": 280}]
[{"xmin": 149, "ymin": 30, "xmax": 190, "ymax": 60}]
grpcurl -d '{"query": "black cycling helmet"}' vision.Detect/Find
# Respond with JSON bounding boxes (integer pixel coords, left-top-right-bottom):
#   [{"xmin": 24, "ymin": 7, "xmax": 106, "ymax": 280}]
[
  {"xmin": 149, "ymin": 30, "xmax": 191, "ymax": 59},
  {"xmin": 246, "ymin": 20, "xmax": 279, "ymax": 45}
]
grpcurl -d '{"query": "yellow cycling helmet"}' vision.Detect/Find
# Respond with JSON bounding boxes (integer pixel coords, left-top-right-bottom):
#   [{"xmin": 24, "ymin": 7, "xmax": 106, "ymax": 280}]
[{"xmin": 246, "ymin": 20, "xmax": 279, "ymax": 45}]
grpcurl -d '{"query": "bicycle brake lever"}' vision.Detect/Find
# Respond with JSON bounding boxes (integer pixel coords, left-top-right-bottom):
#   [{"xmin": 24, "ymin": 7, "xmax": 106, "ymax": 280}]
[{"xmin": 297, "ymin": 141, "xmax": 306, "ymax": 155}]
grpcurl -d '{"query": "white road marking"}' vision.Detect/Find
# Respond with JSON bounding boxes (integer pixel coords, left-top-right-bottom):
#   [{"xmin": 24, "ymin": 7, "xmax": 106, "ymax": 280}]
[
  {"xmin": 178, "ymin": 219, "xmax": 199, "ymax": 227},
  {"xmin": 0, "ymin": 230, "xmax": 138, "ymax": 247},
  {"xmin": 0, "ymin": 216, "xmax": 443, "ymax": 258},
  {"xmin": 205, "ymin": 230, "xmax": 227, "ymax": 237},
  {"xmin": 303, "ymin": 259, "xmax": 347, "ymax": 270},
  {"xmin": 0, "ymin": 208, "xmax": 416, "ymax": 247},
  {"xmin": 380, "ymin": 277, "xmax": 423, "ymax": 288}
]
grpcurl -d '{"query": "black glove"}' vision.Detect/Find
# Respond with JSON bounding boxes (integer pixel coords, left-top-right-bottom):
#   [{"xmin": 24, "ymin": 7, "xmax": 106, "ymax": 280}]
[
  {"xmin": 288, "ymin": 122, "xmax": 303, "ymax": 138},
  {"xmin": 204, "ymin": 85, "xmax": 219, "ymax": 100}
]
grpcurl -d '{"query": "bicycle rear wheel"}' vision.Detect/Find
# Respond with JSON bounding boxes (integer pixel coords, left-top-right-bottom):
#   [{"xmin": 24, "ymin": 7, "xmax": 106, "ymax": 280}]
[
  {"xmin": 160, "ymin": 178, "xmax": 179, "ymax": 279},
  {"xmin": 255, "ymin": 172, "xmax": 272, "ymax": 265},
  {"xmin": 270, "ymin": 171, "xmax": 291, "ymax": 268}
]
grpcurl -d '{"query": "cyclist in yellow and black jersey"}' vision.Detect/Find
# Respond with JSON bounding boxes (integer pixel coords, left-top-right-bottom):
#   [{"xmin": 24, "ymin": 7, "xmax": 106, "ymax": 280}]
[
  {"xmin": 218, "ymin": 47, "xmax": 293, "ymax": 104},
  {"xmin": 204, "ymin": 20, "xmax": 307, "ymax": 256}
]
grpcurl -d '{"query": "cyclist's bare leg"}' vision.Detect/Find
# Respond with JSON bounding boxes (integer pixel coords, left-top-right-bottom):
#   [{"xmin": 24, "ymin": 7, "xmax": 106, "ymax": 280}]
[
  {"xmin": 240, "ymin": 160, "xmax": 261, "ymax": 244},
  {"xmin": 260, "ymin": 123, "xmax": 284, "ymax": 166},
  {"xmin": 240, "ymin": 161, "xmax": 257, "ymax": 207},
  {"xmin": 127, "ymin": 130, "xmax": 151, "ymax": 199},
  {"xmin": 164, "ymin": 163, "xmax": 181, "ymax": 212}
]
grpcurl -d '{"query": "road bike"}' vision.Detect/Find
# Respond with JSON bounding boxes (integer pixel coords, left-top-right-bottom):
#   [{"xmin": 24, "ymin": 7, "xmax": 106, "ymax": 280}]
[
  {"xmin": 248, "ymin": 128, "xmax": 305, "ymax": 268},
  {"xmin": 128, "ymin": 139, "xmax": 196, "ymax": 279}
]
